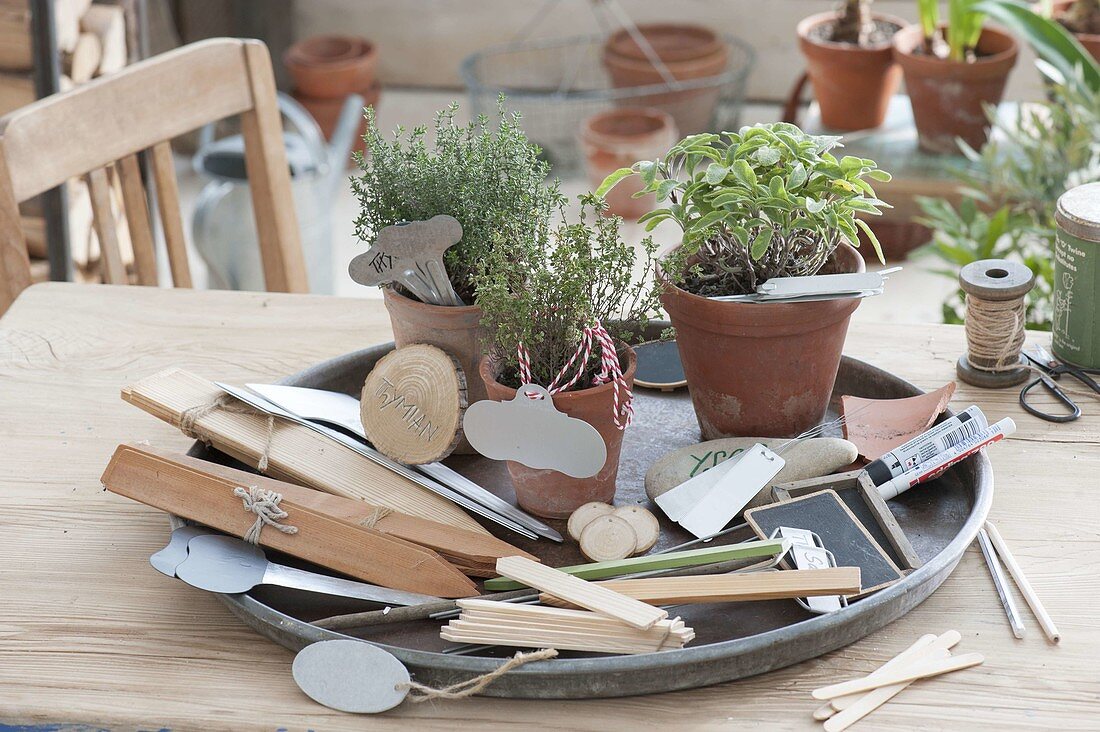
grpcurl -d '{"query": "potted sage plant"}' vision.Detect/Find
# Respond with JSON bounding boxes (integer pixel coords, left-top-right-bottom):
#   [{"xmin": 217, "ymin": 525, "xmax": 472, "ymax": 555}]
[
  {"xmin": 797, "ymin": 0, "xmax": 907, "ymax": 130},
  {"xmin": 353, "ymin": 101, "xmax": 560, "ymax": 451},
  {"xmin": 474, "ymin": 194, "xmax": 663, "ymax": 518},
  {"xmin": 599, "ymin": 123, "xmax": 891, "ymax": 439}
]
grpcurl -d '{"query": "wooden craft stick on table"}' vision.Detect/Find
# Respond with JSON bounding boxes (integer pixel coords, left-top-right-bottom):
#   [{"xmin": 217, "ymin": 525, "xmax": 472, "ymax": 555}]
[
  {"xmin": 812, "ymin": 651, "xmax": 985, "ymax": 701},
  {"xmin": 539, "ymin": 567, "xmax": 862, "ymax": 607},
  {"xmin": 495, "ymin": 556, "xmax": 668, "ymax": 630}
]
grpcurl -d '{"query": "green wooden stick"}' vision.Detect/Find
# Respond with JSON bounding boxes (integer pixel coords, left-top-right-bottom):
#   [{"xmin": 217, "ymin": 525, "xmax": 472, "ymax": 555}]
[{"xmin": 484, "ymin": 539, "xmax": 789, "ymax": 591}]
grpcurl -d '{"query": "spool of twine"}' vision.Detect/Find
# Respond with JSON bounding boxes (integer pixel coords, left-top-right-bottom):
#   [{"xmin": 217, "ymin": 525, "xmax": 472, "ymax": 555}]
[{"xmin": 957, "ymin": 260, "xmax": 1036, "ymax": 388}]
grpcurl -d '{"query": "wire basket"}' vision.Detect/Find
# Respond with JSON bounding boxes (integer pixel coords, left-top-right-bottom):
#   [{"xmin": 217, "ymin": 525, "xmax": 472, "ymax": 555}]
[{"xmin": 460, "ymin": 33, "xmax": 755, "ymax": 174}]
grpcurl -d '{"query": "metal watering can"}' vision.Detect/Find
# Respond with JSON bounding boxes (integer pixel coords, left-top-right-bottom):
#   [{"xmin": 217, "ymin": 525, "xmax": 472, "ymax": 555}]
[{"xmin": 191, "ymin": 92, "xmax": 364, "ymax": 294}]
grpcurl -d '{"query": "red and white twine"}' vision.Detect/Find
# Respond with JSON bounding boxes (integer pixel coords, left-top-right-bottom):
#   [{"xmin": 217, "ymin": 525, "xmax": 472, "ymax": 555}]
[{"xmin": 517, "ymin": 321, "xmax": 633, "ymax": 430}]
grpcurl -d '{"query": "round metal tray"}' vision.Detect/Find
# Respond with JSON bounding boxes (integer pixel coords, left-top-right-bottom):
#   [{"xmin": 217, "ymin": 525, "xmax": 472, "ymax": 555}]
[{"xmin": 181, "ymin": 344, "xmax": 992, "ymax": 699}]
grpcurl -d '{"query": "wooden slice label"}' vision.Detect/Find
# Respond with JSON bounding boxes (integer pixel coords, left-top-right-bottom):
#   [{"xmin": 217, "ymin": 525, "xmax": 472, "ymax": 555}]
[{"xmin": 361, "ymin": 344, "xmax": 466, "ymax": 464}]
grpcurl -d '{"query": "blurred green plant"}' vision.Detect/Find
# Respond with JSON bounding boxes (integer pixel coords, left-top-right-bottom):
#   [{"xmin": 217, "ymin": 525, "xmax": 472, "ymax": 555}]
[
  {"xmin": 917, "ymin": 0, "xmax": 986, "ymax": 61},
  {"xmin": 918, "ymin": 77, "xmax": 1100, "ymax": 329}
]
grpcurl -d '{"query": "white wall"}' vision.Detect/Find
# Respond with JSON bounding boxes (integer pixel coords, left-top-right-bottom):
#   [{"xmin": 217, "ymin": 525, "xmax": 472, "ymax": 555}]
[{"xmin": 293, "ymin": 0, "xmax": 1043, "ymax": 102}]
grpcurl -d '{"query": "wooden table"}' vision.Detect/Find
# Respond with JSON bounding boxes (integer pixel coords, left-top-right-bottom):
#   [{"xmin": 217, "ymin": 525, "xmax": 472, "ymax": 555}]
[{"xmin": 2, "ymin": 283, "xmax": 1096, "ymax": 730}]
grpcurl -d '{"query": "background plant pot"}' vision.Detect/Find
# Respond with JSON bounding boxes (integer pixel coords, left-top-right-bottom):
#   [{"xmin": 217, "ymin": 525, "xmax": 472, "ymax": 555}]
[
  {"xmin": 602, "ymin": 23, "xmax": 728, "ymax": 135},
  {"xmin": 662, "ymin": 243, "xmax": 865, "ymax": 439},
  {"xmin": 579, "ymin": 107, "xmax": 678, "ymax": 219},
  {"xmin": 479, "ymin": 348, "xmax": 637, "ymax": 519},
  {"xmin": 284, "ymin": 34, "xmax": 378, "ymax": 98},
  {"xmin": 893, "ymin": 25, "xmax": 1018, "ymax": 154},
  {"xmin": 383, "ymin": 287, "xmax": 485, "ymax": 454},
  {"xmin": 293, "ymin": 81, "xmax": 381, "ymax": 160},
  {"xmin": 1052, "ymin": 0, "xmax": 1100, "ymax": 60},
  {"xmin": 797, "ymin": 11, "xmax": 905, "ymax": 131}
]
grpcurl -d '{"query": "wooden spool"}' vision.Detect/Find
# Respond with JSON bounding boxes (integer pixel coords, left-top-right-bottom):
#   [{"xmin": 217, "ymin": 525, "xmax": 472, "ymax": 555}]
[
  {"xmin": 360, "ymin": 344, "xmax": 467, "ymax": 464},
  {"xmin": 956, "ymin": 259, "xmax": 1035, "ymax": 388}
]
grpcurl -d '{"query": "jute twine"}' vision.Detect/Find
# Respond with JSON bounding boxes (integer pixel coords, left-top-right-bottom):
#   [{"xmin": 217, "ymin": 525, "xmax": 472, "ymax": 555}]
[
  {"xmin": 397, "ymin": 648, "xmax": 558, "ymax": 702},
  {"xmin": 233, "ymin": 485, "xmax": 298, "ymax": 544},
  {"xmin": 179, "ymin": 394, "xmax": 276, "ymax": 471},
  {"xmin": 964, "ymin": 293, "xmax": 1027, "ymax": 372},
  {"xmin": 357, "ymin": 506, "xmax": 392, "ymax": 529}
]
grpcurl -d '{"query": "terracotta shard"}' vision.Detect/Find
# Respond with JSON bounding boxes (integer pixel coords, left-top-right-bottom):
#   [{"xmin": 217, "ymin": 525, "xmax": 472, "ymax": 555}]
[{"xmin": 841, "ymin": 382, "xmax": 956, "ymax": 461}]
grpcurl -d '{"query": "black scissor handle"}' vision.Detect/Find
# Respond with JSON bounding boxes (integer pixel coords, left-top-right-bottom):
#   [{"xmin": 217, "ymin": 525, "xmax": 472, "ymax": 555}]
[{"xmin": 1019, "ymin": 375, "xmax": 1082, "ymax": 423}]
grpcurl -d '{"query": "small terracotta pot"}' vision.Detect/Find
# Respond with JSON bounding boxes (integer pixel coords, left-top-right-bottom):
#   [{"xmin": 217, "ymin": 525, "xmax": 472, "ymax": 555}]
[
  {"xmin": 797, "ymin": 11, "xmax": 905, "ymax": 131},
  {"xmin": 893, "ymin": 25, "xmax": 1018, "ymax": 154},
  {"xmin": 602, "ymin": 24, "xmax": 728, "ymax": 135},
  {"xmin": 285, "ymin": 34, "xmax": 378, "ymax": 98},
  {"xmin": 383, "ymin": 287, "xmax": 486, "ymax": 454},
  {"xmin": 662, "ymin": 243, "xmax": 865, "ymax": 439},
  {"xmin": 1052, "ymin": 0, "xmax": 1100, "ymax": 61},
  {"xmin": 293, "ymin": 82, "xmax": 381, "ymax": 160},
  {"xmin": 579, "ymin": 107, "xmax": 678, "ymax": 219},
  {"xmin": 479, "ymin": 347, "xmax": 637, "ymax": 518}
]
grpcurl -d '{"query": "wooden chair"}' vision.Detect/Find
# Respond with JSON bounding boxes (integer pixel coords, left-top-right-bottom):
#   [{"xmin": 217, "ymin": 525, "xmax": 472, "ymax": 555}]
[{"xmin": 0, "ymin": 38, "xmax": 310, "ymax": 315}]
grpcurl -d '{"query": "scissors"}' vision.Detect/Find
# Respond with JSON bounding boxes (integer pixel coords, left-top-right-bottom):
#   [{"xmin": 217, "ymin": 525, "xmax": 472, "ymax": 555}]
[{"xmin": 1019, "ymin": 345, "xmax": 1100, "ymax": 423}]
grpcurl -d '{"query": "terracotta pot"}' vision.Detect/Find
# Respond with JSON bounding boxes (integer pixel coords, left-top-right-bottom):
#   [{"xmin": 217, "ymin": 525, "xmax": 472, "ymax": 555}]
[
  {"xmin": 479, "ymin": 347, "xmax": 637, "ymax": 518},
  {"xmin": 293, "ymin": 82, "xmax": 381, "ymax": 160},
  {"xmin": 797, "ymin": 11, "xmax": 905, "ymax": 131},
  {"xmin": 602, "ymin": 24, "xmax": 728, "ymax": 135},
  {"xmin": 383, "ymin": 287, "xmax": 485, "ymax": 454},
  {"xmin": 285, "ymin": 34, "xmax": 378, "ymax": 98},
  {"xmin": 1052, "ymin": 0, "xmax": 1100, "ymax": 61},
  {"xmin": 893, "ymin": 25, "xmax": 1018, "ymax": 154},
  {"xmin": 662, "ymin": 243, "xmax": 865, "ymax": 439},
  {"xmin": 579, "ymin": 107, "xmax": 678, "ymax": 219}
]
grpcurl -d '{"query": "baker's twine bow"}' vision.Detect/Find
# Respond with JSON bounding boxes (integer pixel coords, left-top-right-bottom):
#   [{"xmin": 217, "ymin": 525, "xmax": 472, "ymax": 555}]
[
  {"xmin": 233, "ymin": 485, "xmax": 298, "ymax": 544},
  {"xmin": 517, "ymin": 320, "xmax": 633, "ymax": 430}
]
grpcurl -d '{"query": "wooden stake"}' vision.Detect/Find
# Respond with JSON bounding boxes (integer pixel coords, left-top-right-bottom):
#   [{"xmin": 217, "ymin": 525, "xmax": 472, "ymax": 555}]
[
  {"xmin": 812, "ymin": 652, "xmax": 984, "ymax": 701},
  {"xmin": 121, "ymin": 368, "xmax": 487, "ymax": 535},
  {"xmin": 495, "ymin": 556, "xmax": 667, "ymax": 630},
  {"xmin": 540, "ymin": 567, "xmax": 862, "ymax": 607},
  {"xmin": 101, "ymin": 444, "xmax": 478, "ymax": 598}
]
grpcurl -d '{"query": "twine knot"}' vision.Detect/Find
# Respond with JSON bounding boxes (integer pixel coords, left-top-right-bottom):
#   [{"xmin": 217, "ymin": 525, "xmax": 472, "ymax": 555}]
[
  {"xmin": 398, "ymin": 648, "xmax": 558, "ymax": 701},
  {"xmin": 233, "ymin": 485, "xmax": 298, "ymax": 544}
]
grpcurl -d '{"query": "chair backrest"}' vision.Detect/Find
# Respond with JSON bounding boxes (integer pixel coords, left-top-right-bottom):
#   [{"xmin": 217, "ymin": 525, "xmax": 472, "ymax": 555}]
[{"xmin": 0, "ymin": 37, "xmax": 310, "ymax": 314}]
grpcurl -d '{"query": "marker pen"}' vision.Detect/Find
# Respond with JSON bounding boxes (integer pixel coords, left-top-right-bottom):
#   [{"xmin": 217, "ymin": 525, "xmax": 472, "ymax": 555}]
[
  {"xmin": 864, "ymin": 405, "xmax": 988, "ymax": 487},
  {"xmin": 878, "ymin": 418, "xmax": 1016, "ymax": 500}
]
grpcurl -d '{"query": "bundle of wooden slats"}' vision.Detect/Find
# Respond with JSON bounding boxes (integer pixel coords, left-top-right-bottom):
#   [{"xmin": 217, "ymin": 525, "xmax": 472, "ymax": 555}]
[
  {"xmin": 442, "ymin": 599, "xmax": 694, "ymax": 655},
  {"xmin": 121, "ymin": 367, "xmax": 488, "ymax": 535}
]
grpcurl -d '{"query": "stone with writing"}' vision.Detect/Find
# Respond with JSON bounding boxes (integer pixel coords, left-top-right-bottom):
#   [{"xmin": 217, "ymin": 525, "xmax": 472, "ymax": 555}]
[{"xmin": 645, "ymin": 437, "xmax": 859, "ymax": 508}]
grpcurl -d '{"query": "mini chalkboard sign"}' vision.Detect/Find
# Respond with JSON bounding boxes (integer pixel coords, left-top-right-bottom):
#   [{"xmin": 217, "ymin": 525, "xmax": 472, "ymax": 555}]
[
  {"xmin": 633, "ymin": 339, "xmax": 687, "ymax": 391},
  {"xmin": 360, "ymin": 344, "xmax": 467, "ymax": 464},
  {"xmin": 348, "ymin": 215, "xmax": 465, "ymax": 306},
  {"xmin": 744, "ymin": 489, "xmax": 904, "ymax": 596},
  {"xmin": 771, "ymin": 470, "xmax": 922, "ymax": 571},
  {"xmin": 463, "ymin": 384, "xmax": 607, "ymax": 478}
]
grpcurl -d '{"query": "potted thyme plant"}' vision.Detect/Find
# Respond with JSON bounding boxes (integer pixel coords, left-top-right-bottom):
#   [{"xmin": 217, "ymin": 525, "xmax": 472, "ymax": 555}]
[
  {"xmin": 353, "ymin": 101, "xmax": 559, "ymax": 447},
  {"xmin": 474, "ymin": 195, "xmax": 663, "ymax": 517},
  {"xmin": 893, "ymin": 0, "xmax": 1018, "ymax": 153},
  {"xmin": 797, "ymin": 0, "xmax": 907, "ymax": 130},
  {"xmin": 599, "ymin": 123, "xmax": 891, "ymax": 438}
]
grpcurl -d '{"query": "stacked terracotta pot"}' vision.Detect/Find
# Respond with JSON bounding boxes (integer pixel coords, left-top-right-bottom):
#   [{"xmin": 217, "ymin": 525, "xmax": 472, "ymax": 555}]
[
  {"xmin": 602, "ymin": 24, "xmax": 728, "ymax": 135},
  {"xmin": 580, "ymin": 107, "xmax": 677, "ymax": 219},
  {"xmin": 285, "ymin": 35, "xmax": 380, "ymax": 159}
]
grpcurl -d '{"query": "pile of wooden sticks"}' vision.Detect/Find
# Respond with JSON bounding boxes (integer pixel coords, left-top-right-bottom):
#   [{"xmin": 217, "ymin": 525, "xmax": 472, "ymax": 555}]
[{"xmin": 811, "ymin": 630, "xmax": 983, "ymax": 731}]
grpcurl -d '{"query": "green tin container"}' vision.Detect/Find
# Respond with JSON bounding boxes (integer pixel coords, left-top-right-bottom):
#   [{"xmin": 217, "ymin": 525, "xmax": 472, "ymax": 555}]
[{"xmin": 1054, "ymin": 182, "xmax": 1100, "ymax": 368}]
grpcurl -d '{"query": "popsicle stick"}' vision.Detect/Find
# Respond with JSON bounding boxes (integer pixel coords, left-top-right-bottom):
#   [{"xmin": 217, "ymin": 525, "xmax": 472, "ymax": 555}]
[
  {"xmin": 830, "ymin": 630, "xmax": 960, "ymax": 712},
  {"xmin": 540, "ymin": 567, "xmax": 861, "ymax": 607},
  {"xmin": 135, "ymin": 445, "xmax": 535, "ymax": 570},
  {"xmin": 825, "ymin": 632, "xmax": 963, "ymax": 731},
  {"xmin": 813, "ymin": 632, "xmax": 938, "ymax": 721},
  {"xmin": 495, "ymin": 556, "xmax": 667, "ymax": 630},
  {"xmin": 121, "ymin": 368, "xmax": 486, "ymax": 535},
  {"xmin": 812, "ymin": 652, "xmax": 985, "ymax": 700},
  {"xmin": 984, "ymin": 521, "xmax": 1060, "ymax": 643},
  {"xmin": 484, "ymin": 539, "xmax": 788, "ymax": 590},
  {"xmin": 101, "ymin": 444, "xmax": 478, "ymax": 598}
]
